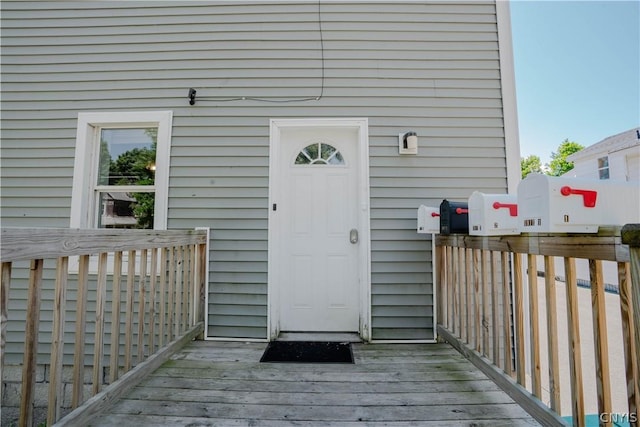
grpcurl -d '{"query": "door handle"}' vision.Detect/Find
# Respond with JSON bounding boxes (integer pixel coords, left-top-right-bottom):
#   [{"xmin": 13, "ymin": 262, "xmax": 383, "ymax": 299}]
[{"xmin": 350, "ymin": 229, "xmax": 359, "ymax": 244}]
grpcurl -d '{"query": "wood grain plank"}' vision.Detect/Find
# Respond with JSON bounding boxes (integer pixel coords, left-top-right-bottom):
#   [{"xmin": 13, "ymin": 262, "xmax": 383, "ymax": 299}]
[
  {"xmin": 109, "ymin": 251, "xmax": 123, "ymax": 383},
  {"xmin": 564, "ymin": 257, "xmax": 585, "ymax": 426},
  {"xmin": 451, "ymin": 245, "xmax": 459, "ymax": 335},
  {"xmin": 617, "ymin": 261, "xmax": 639, "ymax": 419},
  {"xmin": 436, "ymin": 230, "xmax": 628, "ymax": 263},
  {"xmin": 481, "ymin": 249, "xmax": 489, "ymax": 357},
  {"xmin": 0, "ymin": 228, "xmax": 207, "ymax": 262},
  {"xmin": 501, "ymin": 251, "xmax": 514, "ymax": 377},
  {"xmin": 47, "ymin": 257, "xmax": 68, "ymax": 425},
  {"xmin": 196, "ymin": 242, "xmax": 207, "ymax": 336},
  {"xmin": 465, "ymin": 248, "xmax": 473, "ymax": 346},
  {"xmin": 77, "ymin": 340, "xmax": 541, "ymax": 426},
  {"xmin": 491, "ymin": 251, "xmax": 500, "ymax": 366},
  {"xmin": 138, "ymin": 249, "xmax": 148, "ymax": 363},
  {"xmin": 93, "ymin": 252, "xmax": 108, "ymax": 396},
  {"xmin": 124, "ymin": 250, "xmax": 136, "ymax": 372},
  {"xmin": 89, "ymin": 414, "xmax": 540, "ymax": 427},
  {"xmin": 512, "ymin": 253, "xmax": 525, "ymax": 387},
  {"xmin": 167, "ymin": 247, "xmax": 175, "ymax": 343},
  {"xmin": 19, "ymin": 258, "xmax": 43, "ymax": 427},
  {"xmin": 158, "ymin": 248, "xmax": 167, "ymax": 347},
  {"xmin": 589, "ymin": 259, "xmax": 612, "ymax": 424},
  {"xmin": 445, "ymin": 246, "xmax": 452, "ymax": 331},
  {"xmin": 527, "ymin": 253, "xmax": 541, "ymax": 398},
  {"xmin": 544, "ymin": 256, "xmax": 561, "ymax": 413},
  {"xmin": 182, "ymin": 245, "xmax": 190, "ymax": 331},
  {"xmin": 1, "ymin": 262, "xmax": 11, "ymax": 389},
  {"xmin": 436, "ymin": 245, "xmax": 445, "ymax": 328},
  {"xmin": 148, "ymin": 248, "xmax": 158, "ymax": 355},
  {"xmin": 102, "ymin": 400, "xmax": 536, "ymax": 422},
  {"xmin": 621, "ymin": 224, "xmax": 640, "ymax": 420},
  {"xmin": 72, "ymin": 255, "xmax": 89, "ymax": 409},
  {"xmin": 126, "ymin": 387, "xmax": 518, "ymax": 406},
  {"xmin": 140, "ymin": 375, "xmax": 501, "ymax": 394},
  {"xmin": 473, "ymin": 249, "xmax": 481, "ymax": 353},
  {"xmin": 55, "ymin": 323, "xmax": 204, "ymax": 427}
]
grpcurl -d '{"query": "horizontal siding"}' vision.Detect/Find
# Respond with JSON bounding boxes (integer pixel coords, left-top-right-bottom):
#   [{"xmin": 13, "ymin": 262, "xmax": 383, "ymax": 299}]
[{"xmin": 1, "ymin": 0, "xmax": 507, "ymax": 342}]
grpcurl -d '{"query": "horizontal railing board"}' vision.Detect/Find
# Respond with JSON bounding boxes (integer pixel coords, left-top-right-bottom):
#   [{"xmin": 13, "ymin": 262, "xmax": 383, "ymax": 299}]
[
  {"xmin": 1, "ymin": 228, "xmax": 207, "ymax": 262},
  {"xmin": 436, "ymin": 228, "xmax": 628, "ymax": 263}
]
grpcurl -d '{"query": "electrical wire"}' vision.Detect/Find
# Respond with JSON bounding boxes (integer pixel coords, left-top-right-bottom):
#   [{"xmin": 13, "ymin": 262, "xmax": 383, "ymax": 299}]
[{"xmin": 189, "ymin": 0, "xmax": 325, "ymax": 104}]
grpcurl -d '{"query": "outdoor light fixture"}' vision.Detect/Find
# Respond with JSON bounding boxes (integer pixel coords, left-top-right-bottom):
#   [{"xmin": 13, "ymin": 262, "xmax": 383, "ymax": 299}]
[
  {"xmin": 399, "ymin": 131, "xmax": 418, "ymax": 155},
  {"xmin": 188, "ymin": 88, "xmax": 197, "ymax": 105}
]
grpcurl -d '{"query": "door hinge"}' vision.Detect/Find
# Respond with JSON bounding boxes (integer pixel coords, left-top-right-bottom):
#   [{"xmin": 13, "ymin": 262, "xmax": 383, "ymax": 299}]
[{"xmin": 273, "ymin": 203, "xmax": 277, "ymax": 211}]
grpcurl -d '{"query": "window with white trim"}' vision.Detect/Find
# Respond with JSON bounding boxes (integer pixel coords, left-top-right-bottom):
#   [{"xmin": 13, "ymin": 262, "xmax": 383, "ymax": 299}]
[
  {"xmin": 597, "ymin": 156, "xmax": 610, "ymax": 180},
  {"xmin": 71, "ymin": 111, "xmax": 172, "ymax": 229}
]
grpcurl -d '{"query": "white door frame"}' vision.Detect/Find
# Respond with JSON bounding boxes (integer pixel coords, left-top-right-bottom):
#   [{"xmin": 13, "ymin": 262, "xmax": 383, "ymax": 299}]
[{"xmin": 268, "ymin": 118, "xmax": 371, "ymax": 341}]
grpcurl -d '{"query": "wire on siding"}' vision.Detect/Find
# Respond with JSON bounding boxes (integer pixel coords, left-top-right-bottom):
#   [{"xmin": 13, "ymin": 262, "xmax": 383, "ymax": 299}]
[{"xmin": 187, "ymin": 0, "xmax": 325, "ymax": 105}]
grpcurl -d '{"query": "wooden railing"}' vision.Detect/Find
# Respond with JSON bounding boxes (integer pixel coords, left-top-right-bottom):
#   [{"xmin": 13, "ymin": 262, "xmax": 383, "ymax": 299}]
[
  {"xmin": 436, "ymin": 226, "xmax": 639, "ymax": 427},
  {"xmin": 0, "ymin": 227, "xmax": 209, "ymax": 427}
]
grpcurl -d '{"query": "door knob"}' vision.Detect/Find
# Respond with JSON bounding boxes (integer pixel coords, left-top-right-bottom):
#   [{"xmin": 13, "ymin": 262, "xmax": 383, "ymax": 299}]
[{"xmin": 350, "ymin": 229, "xmax": 359, "ymax": 244}]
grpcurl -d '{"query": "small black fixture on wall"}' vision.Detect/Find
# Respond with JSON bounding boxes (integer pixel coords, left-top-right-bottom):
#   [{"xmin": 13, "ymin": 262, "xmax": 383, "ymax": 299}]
[{"xmin": 188, "ymin": 88, "xmax": 197, "ymax": 105}]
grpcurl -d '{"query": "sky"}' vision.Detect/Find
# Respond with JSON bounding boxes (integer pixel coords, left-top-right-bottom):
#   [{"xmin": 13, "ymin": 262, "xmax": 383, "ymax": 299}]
[{"xmin": 509, "ymin": 0, "xmax": 639, "ymax": 166}]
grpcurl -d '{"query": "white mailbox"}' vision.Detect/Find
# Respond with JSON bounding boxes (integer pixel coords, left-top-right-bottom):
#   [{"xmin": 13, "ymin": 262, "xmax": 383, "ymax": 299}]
[
  {"xmin": 518, "ymin": 173, "xmax": 640, "ymax": 233},
  {"xmin": 417, "ymin": 205, "xmax": 440, "ymax": 234},
  {"xmin": 468, "ymin": 192, "xmax": 519, "ymax": 236}
]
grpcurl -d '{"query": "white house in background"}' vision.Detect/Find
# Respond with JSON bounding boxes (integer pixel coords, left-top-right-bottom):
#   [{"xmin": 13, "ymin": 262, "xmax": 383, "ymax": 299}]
[{"xmin": 565, "ymin": 127, "xmax": 640, "ymax": 182}]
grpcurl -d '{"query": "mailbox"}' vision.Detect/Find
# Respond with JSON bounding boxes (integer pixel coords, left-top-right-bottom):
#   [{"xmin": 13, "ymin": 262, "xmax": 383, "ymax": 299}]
[
  {"xmin": 417, "ymin": 205, "xmax": 440, "ymax": 234},
  {"xmin": 517, "ymin": 173, "xmax": 640, "ymax": 233},
  {"xmin": 468, "ymin": 192, "xmax": 519, "ymax": 236},
  {"xmin": 440, "ymin": 199, "xmax": 469, "ymax": 235}
]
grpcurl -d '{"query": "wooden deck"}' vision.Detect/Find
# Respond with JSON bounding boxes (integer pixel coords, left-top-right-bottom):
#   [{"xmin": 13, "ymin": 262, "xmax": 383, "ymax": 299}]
[{"xmin": 90, "ymin": 341, "xmax": 541, "ymax": 426}]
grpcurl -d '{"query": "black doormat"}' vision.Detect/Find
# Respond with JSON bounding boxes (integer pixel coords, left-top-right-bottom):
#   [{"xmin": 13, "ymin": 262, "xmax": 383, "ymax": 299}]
[{"xmin": 260, "ymin": 341, "xmax": 354, "ymax": 363}]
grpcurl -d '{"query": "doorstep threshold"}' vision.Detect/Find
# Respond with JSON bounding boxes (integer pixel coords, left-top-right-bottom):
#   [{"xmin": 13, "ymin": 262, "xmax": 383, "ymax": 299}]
[{"xmin": 277, "ymin": 332, "xmax": 362, "ymax": 342}]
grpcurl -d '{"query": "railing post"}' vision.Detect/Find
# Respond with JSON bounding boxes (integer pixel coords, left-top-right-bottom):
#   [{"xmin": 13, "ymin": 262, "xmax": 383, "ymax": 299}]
[
  {"xmin": 621, "ymin": 223, "xmax": 640, "ymax": 420},
  {"xmin": 197, "ymin": 242, "xmax": 207, "ymax": 330},
  {"xmin": 1, "ymin": 261, "xmax": 11, "ymax": 403},
  {"xmin": 47, "ymin": 256, "xmax": 68, "ymax": 426},
  {"xmin": 19, "ymin": 259, "xmax": 43, "ymax": 427},
  {"xmin": 512, "ymin": 253, "xmax": 526, "ymax": 387}
]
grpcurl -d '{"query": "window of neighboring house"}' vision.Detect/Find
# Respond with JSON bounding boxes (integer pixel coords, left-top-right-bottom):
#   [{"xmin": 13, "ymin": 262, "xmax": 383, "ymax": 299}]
[
  {"xmin": 71, "ymin": 111, "xmax": 172, "ymax": 230},
  {"xmin": 597, "ymin": 156, "xmax": 610, "ymax": 180}
]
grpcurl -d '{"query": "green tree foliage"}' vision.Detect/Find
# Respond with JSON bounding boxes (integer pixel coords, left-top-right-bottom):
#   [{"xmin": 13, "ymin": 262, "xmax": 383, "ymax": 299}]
[
  {"xmin": 547, "ymin": 139, "xmax": 584, "ymax": 176},
  {"xmin": 111, "ymin": 145, "xmax": 155, "ymax": 229},
  {"xmin": 106, "ymin": 129, "xmax": 157, "ymax": 229},
  {"xmin": 109, "ymin": 146, "xmax": 155, "ymax": 186},
  {"xmin": 521, "ymin": 154, "xmax": 543, "ymax": 178}
]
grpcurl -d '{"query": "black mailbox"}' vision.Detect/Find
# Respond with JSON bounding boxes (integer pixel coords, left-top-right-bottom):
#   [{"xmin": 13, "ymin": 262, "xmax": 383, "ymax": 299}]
[{"xmin": 440, "ymin": 199, "xmax": 469, "ymax": 235}]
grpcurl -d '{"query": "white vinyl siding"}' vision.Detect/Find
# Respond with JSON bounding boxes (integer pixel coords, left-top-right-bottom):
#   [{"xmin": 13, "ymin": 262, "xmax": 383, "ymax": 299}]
[{"xmin": 1, "ymin": 1, "xmax": 509, "ymax": 341}]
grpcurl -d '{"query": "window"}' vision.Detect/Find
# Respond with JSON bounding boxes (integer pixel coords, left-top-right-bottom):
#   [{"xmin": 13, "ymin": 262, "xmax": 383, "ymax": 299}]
[
  {"xmin": 295, "ymin": 142, "xmax": 345, "ymax": 165},
  {"xmin": 597, "ymin": 156, "xmax": 609, "ymax": 180},
  {"xmin": 71, "ymin": 111, "xmax": 172, "ymax": 229}
]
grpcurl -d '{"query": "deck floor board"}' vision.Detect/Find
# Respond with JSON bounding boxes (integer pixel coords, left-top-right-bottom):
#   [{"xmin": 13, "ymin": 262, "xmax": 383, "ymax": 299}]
[{"xmin": 91, "ymin": 341, "xmax": 541, "ymax": 426}]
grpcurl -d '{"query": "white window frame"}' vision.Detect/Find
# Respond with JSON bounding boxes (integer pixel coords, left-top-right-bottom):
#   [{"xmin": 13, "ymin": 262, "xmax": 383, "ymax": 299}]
[
  {"xmin": 70, "ymin": 111, "xmax": 172, "ymax": 230},
  {"xmin": 597, "ymin": 155, "xmax": 610, "ymax": 180}
]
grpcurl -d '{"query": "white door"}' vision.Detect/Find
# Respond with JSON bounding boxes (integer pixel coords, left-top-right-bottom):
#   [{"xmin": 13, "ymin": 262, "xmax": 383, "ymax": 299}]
[{"xmin": 270, "ymin": 123, "xmax": 366, "ymax": 333}]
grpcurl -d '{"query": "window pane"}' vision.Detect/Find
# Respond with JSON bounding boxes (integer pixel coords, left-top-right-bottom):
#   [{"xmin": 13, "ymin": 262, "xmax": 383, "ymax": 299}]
[
  {"xmin": 97, "ymin": 191, "xmax": 155, "ymax": 229},
  {"xmin": 295, "ymin": 152, "xmax": 311, "ymax": 164},
  {"xmin": 98, "ymin": 128, "xmax": 157, "ymax": 186},
  {"xmin": 303, "ymin": 143, "xmax": 319, "ymax": 160},
  {"xmin": 295, "ymin": 143, "xmax": 345, "ymax": 166},
  {"xmin": 598, "ymin": 156, "xmax": 609, "ymax": 168},
  {"xmin": 599, "ymin": 168, "xmax": 610, "ymax": 180}
]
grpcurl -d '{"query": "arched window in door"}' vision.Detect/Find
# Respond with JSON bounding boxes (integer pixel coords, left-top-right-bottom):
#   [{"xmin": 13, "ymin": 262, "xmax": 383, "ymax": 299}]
[{"xmin": 295, "ymin": 142, "xmax": 345, "ymax": 165}]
